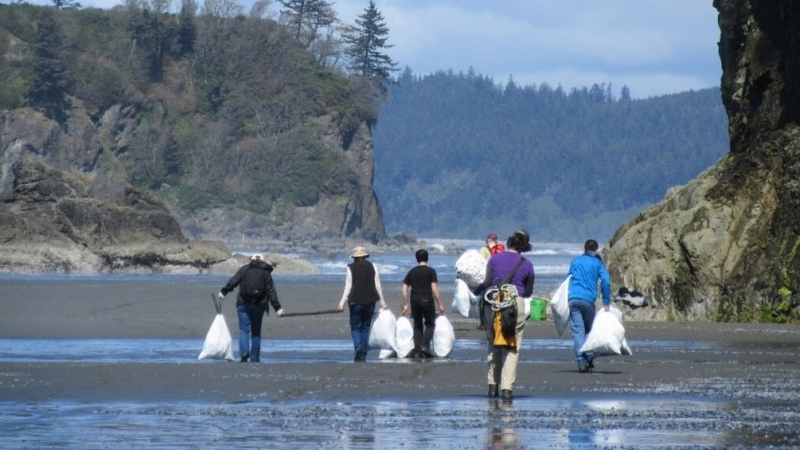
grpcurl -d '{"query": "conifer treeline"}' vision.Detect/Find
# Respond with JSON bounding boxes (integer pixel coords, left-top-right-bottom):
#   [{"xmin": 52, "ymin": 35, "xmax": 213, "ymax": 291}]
[{"xmin": 373, "ymin": 68, "xmax": 728, "ymax": 241}]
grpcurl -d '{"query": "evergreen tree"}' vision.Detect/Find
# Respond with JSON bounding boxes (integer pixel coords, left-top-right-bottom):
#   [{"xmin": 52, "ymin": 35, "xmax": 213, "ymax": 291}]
[
  {"xmin": 177, "ymin": 0, "xmax": 197, "ymax": 56},
  {"xmin": 278, "ymin": 0, "xmax": 336, "ymax": 49},
  {"xmin": 620, "ymin": 85, "xmax": 632, "ymax": 101},
  {"xmin": 27, "ymin": 8, "xmax": 70, "ymax": 122},
  {"xmin": 343, "ymin": 0, "xmax": 397, "ymax": 88}
]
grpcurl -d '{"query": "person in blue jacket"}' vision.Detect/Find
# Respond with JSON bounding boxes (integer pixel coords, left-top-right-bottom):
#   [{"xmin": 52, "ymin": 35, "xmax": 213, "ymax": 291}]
[{"xmin": 568, "ymin": 239, "xmax": 611, "ymax": 373}]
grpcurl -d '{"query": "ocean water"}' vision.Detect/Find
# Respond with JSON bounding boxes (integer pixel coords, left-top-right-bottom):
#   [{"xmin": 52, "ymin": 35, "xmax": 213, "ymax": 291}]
[{"xmin": 301, "ymin": 240, "xmax": 581, "ymax": 297}]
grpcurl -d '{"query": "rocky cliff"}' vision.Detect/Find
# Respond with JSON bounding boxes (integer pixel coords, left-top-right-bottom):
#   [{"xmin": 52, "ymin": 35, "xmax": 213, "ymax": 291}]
[
  {"xmin": 604, "ymin": 0, "xmax": 800, "ymax": 322},
  {"xmin": 0, "ymin": 104, "xmax": 317, "ymax": 274},
  {"xmin": 177, "ymin": 112, "xmax": 386, "ymax": 254}
]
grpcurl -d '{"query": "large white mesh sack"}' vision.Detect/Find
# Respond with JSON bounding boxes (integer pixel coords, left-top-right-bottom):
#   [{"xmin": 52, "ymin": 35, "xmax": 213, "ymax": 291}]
[
  {"xmin": 452, "ymin": 279, "xmax": 479, "ymax": 318},
  {"xmin": 579, "ymin": 307, "xmax": 632, "ymax": 356},
  {"xmin": 369, "ymin": 309, "xmax": 397, "ymax": 351},
  {"xmin": 550, "ymin": 275, "xmax": 571, "ymax": 336},
  {"xmin": 394, "ymin": 316, "xmax": 415, "ymax": 358},
  {"xmin": 433, "ymin": 315, "xmax": 455, "ymax": 357},
  {"xmin": 455, "ymin": 249, "xmax": 487, "ymax": 289}
]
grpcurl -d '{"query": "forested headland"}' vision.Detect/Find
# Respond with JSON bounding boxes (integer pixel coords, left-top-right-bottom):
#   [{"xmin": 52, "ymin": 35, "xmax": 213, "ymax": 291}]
[
  {"xmin": 1, "ymin": 1, "xmax": 729, "ymax": 246},
  {"xmin": 373, "ymin": 69, "xmax": 729, "ymax": 242},
  {"xmin": 0, "ymin": 1, "xmax": 394, "ymax": 247}
]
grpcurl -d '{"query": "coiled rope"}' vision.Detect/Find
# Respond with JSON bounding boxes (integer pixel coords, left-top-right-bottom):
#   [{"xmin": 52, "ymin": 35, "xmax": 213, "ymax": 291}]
[{"xmin": 483, "ymin": 284, "xmax": 518, "ymax": 311}]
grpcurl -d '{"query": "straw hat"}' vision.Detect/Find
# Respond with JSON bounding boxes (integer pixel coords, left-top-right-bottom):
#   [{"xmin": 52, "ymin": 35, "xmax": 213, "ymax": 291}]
[{"xmin": 350, "ymin": 246, "xmax": 369, "ymax": 258}]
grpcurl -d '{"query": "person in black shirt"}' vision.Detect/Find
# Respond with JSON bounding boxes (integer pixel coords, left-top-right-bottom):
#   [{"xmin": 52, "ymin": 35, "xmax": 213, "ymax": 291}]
[{"xmin": 401, "ymin": 249, "xmax": 446, "ymax": 358}]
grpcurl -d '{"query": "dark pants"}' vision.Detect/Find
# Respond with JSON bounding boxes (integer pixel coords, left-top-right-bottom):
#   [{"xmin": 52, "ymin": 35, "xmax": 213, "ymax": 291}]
[
  {"xmin": 411, "ymin": 300, "xmax": 436, "ymax": 350},
  {"xmin": 349, "ymin": 302, "xmax": 376, "ymax": 359},
  {"xmin": 237, "ymin": 300, "xmax": 266, "ymax": 361}
]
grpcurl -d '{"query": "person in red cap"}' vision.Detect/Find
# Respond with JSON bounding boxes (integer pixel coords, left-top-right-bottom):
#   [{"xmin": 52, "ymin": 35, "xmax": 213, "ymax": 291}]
[{"xmin": 476, "ymin": 233, "xmax": 505, "ymax": 330}]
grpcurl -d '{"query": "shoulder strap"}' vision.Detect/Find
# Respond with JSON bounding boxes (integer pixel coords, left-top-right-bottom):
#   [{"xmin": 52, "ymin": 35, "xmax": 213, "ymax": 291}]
[{"xmin": 500, "ymin": 255, "xmax": 526, "ymax": 286}]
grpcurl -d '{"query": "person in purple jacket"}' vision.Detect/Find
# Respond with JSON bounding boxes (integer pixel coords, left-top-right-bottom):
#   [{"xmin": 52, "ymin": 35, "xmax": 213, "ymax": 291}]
[
  {"xmin": 473, "ymin": 230, "xmax": 535, "ymax": 400},
  {"xmin": 568, "ymin": 239, "xmax": 611, "ymax": 373}
]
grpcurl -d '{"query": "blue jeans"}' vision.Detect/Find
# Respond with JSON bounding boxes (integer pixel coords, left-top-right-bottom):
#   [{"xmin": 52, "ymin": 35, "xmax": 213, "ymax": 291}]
[
  {"xmin": 349, "ymin": 302, "xmax": 376, "ymax": 359},
  {"xmin": 237, "ymin": 301, "xmax": 266, "ymax": 362},
  {"xmin": 568, "ymin": 298, "xmax": 596, "ymax": 369}
]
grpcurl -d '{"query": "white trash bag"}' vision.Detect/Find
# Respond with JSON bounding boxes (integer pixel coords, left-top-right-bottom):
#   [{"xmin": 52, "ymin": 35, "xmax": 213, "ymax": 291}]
[
  {"xmin": 455, "ymin": 249, "xmax": 487, "ymax": 289},
  {"xmin": 378, "ymin": 349, "xmax": 397, "ymax": 359},
  {"xmin": 550, "ymin": 275, "xmax": 571, "ymax": 336},
  {"xmin": 394, "ymin": 316, "xmax": 415, "ymax": 358},
  {"xmin": 433, "ymin": 315, "xmax": 455, "ymax": 358},
  {"xmin": 198, "ymin": 295, "xmax": 234, "ymax": 361},
  {"xmin": 579, "ymin": 306, "xmax": 632, "ymax": 356},
  {"xmin": 452, "ymin": 279, "xmax": 478, "ymax": 318},
  {"xmin": 369, "ymin": 309, "xmax": 397, "ymax": 351},
  {"xmin": 607, "ymin": 306, "xmax": 633, "ymax": 355}
]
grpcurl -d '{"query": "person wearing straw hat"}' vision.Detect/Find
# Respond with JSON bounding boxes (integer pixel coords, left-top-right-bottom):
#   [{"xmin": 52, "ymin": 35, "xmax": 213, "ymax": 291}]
[
  {"xmin": 218, "ymin": 254, "xmax": 283, "ymax": 363},
  {"xmin": 337, "ymin": 246, "xmax": 389, "ymax": 362}
]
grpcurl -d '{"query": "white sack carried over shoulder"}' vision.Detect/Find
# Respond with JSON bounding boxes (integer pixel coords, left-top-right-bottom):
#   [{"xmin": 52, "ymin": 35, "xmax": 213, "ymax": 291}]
[
  {"xmin": 550, "ymin": 275, "xmax": 571, "ymax": 336},
  {"xmin": 579, "ymin": 306, "xmax": 632, "ymax": 356},
  {"xmin": 198, "ymin": 314, "xmax": 234, "ymax": 361},
  {"xmin": 452, "ymin": 279, "xmax": 479, "ymax": 318},
  {"xmin": 369, "ymin": 309, "xmax": 397, "ymax": 351},
  {"xmin": 394, "ymin": 316, "xmax": 415, "ymax": 358},
  {"xmin": 455, "ymin": 249, "xmax": 487, "ymax": 289},
  {"xmin": 433, "ymin": 315, "xmax": 455, "ymax": 358}
]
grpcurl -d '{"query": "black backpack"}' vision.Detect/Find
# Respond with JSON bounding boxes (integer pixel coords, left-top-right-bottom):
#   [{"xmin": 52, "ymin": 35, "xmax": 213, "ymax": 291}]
[{"xmin": 239, "ymin": 266, "xmax": 265, "ymax": 302}]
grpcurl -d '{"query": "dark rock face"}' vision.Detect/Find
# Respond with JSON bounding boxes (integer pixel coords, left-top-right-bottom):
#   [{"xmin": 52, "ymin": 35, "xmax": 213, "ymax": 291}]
[
  {"xmin": 0, "ymin": 104, "xmax": 232, "ymax": 273},
  {"xmin": 604, "ymin": 0, "xmax": 800, "ymax": 321},
  {"xmin": 0, "ymin": 97, "xmax": 387, "ymax": 270},
  {"xmin": 0, "ymin": 155, "xmax": 230, "ymax": 273}
]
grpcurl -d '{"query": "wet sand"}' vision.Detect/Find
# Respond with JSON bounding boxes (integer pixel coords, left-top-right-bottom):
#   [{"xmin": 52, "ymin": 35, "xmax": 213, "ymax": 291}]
[{"xmin": 1, "ymin": 277, "xmax": 799, "ymax": 408}]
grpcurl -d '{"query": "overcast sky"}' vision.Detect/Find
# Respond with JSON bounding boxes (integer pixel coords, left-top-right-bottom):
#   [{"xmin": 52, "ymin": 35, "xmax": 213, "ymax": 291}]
[
  {"xmin": 29, "ymin": 0, "xmax": 722, "ymax": 99},
  {"xmin": 332, "ymin": 0, "xmax": 722, "ymax": 99}
]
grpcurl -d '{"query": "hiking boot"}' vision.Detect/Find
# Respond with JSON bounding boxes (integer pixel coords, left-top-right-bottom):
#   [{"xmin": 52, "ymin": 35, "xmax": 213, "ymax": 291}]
[
  {"xmin": 240, "ymin": 352, "xmax": 249, "ymax": 363},
  {"xmin": 501, "ymin": 389, "xmax": 513, "ymax": 400},
  {"xmin": 587, "ymin": 359, "xmax": 595, "ymax": 370},
  {"xmin": 488, "ymin": 385, "xmax": 498, "ymax": 398},
  {"xmin": 420, "ymin": 346, "xmax": 434, "ymax": 358},
  {"xmin": 354, "ymin": 349, "xmax": 364, "ymax": 362}
]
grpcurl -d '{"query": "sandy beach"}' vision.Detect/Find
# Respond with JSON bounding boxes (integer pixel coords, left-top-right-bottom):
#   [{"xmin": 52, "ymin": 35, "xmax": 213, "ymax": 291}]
[
  {"xmin": 1, "ymin": 276, "xmax": 799, "ymax": 447},
  {"xmin": 2, "ymin": 277, "xmax": 799, "ymax": 402}
]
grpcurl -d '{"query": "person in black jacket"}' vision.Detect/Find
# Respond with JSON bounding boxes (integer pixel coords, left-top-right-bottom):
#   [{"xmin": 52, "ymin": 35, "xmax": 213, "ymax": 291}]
[
  {"xmin": 218, "ymin": 254, "xmax": 283, "ymax": 363},
  {"xmin": 337, "ymin": 246, "xmax": 388, "ymax": 362}
]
